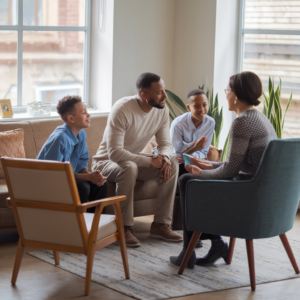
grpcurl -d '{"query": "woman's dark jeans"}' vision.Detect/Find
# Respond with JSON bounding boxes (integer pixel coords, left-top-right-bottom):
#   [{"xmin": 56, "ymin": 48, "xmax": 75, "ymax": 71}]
[{"xmin": 178, "ymin": 168, "xmax": 221, "ymax": 249}]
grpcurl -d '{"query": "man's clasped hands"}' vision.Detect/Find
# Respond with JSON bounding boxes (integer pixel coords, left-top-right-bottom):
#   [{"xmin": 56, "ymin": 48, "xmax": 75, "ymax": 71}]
[
  {"xmin": 150, "ymin": 154, "xmax": 171, "ymax": 183},
  {"xmin": 89, "ymin": 134, "xmax": 212, "ymax": 186}
]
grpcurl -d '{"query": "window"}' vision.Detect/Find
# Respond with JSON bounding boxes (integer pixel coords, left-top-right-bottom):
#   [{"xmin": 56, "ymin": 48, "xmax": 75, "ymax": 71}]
[
  {"xmin": 239, "ymin": 0, "xmax": 300, "ymax": 138},
  {"xmin": 0, "ymin": 0, "xmax": 90, "ymax": 113}
]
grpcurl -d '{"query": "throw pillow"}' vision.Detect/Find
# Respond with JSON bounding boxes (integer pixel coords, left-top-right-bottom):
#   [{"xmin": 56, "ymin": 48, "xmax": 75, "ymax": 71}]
[
  {"xmin": 141, "ymin": 136, "xmax": 157, "ymax": 153},
  {"xmin": 0, "ymin": 128, "xmax": 26, "ymax": 179},
  {"xmin": 207, "ymin": 145, "xmax": 222, "ymax": 162}
]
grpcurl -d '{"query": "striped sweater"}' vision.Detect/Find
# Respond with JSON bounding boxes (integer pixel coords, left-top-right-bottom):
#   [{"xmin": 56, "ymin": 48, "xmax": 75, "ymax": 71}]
[{"xmin": 200, "ymin": 109, "xmax": 277, "ymax": 180}]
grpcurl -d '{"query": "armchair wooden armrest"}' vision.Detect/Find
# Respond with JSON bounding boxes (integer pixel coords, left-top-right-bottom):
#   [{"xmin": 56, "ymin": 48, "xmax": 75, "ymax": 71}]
[{"xmin": 76, "ymin": 196, "xmax": 127, "ymax": 213}]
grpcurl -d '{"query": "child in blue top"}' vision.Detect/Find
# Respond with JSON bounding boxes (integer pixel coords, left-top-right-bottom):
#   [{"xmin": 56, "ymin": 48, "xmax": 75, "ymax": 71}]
[
  {"xmin": 170, "ymin": 89, "xmax": 215, "ymax": 177},
  {"xmin": 170, "ymin": 89, "xmax": 215, "ymax": 248},
  {"xmin": 37, "ymin": 96, "xmax": 107, "ymax": 212}
]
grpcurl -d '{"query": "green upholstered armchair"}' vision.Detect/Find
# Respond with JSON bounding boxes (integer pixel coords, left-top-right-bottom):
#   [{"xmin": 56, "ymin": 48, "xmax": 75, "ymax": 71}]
[{"xmin": 178, "ymin": 139, "xmax": 300, "ymax": 290}]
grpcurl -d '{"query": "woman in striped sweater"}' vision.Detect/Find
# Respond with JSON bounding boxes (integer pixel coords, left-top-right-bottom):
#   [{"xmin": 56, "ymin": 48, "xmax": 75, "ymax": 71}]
[{"xmin": 170, "ymin": 71, "xmax": 277, "ymax": 269}]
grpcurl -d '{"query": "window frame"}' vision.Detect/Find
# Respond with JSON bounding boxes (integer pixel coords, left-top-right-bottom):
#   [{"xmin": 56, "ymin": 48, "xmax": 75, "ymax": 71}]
[
  {"xmin": 0, "ymin": 0, "xmax": 91, "ymax": 113},
  {"xmin": 238, "ymin": 0, "xmax": 300, "ymax": 73}
]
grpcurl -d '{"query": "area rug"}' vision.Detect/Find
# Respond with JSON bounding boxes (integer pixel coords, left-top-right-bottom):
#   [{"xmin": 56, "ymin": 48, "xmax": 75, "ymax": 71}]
[{"xmin": 28, "ymin": 235, "xmax": 300, "ymax": 300}]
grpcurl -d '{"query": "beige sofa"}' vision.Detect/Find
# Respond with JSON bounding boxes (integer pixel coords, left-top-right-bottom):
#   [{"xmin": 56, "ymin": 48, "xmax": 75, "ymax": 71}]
[{"xmin": 0, "ymin": 114, "xmax": 160, "ymax": 235}]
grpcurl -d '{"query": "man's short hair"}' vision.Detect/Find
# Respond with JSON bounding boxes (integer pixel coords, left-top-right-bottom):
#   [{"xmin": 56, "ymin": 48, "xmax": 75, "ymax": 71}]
[
  {"xmin": 57, "ymin": 95, "xmax": 82, "ymax": 121},
  {"xmin": 187, "ymin": 89, "xmax": 206, "ymax": 104},
  {"xmin": 136, "ymin": 72, "xmax": 161, "ymax": 91}
]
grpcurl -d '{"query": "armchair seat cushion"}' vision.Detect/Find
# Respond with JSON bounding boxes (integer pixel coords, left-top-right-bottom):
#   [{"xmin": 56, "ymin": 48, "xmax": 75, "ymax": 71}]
[{"xmin": 84, "ymin": 213, "xmax": 117, "ymax": 241}]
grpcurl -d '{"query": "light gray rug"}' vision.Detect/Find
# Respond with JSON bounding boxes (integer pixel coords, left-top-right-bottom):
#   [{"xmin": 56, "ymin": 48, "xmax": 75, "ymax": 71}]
[{"xmin": 28, "ymin": 235, "xmax": 300, "ymax": 300}]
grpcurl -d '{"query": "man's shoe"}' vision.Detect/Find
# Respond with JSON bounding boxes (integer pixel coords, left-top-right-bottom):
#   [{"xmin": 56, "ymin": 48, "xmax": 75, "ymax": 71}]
[
  {"xmin": 195, "ymin": 239, "xmax": 203, "ymax": 248},
  {"xmin": 150, "ymin": 222, "xmax": 183, "ymax": 242},
  {"xmin": 170, "ymin": 248, "xmax": 196, "ymax": 269},
  {"xmin": 196, "ymin": 239, "xmax": 228, "ymax": 266},
  {"xmin": 124, "ymin": 226, "xmax": 141, "ymax": 248}
]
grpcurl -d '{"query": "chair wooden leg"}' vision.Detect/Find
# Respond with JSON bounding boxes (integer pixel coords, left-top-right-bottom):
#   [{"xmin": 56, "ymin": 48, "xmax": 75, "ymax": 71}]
[
  {"xmin": 85, "ymin": 245, "xmax": 96, "ymax": 296},
  {"xmin": 11, "ymin": 239, "xmax": 25, "ymax": 284},
  {"xmin": 245, "ymin": 239, "xmax": 256, "ymax": 291},
  {"xmin": 178, "ymin": 231, "xmax": 201, "ymax": 275},
  {"xmin": 118, "ymin": 229, "xmax": 130, "ymax": 279},
  {"xmin": 227, "ymin": 237, "xmax": 236, "ymax": 265},
  {"xmin": 114, "ymin": 202, "xmax": 130, "ymax": 279},
  {"xmin": 53, "ymin": 251, "xmax": 59, "ymax": 265},
  {"xmin": 279, "ymin": 233, "xmax": 300, "ymax": 274}
]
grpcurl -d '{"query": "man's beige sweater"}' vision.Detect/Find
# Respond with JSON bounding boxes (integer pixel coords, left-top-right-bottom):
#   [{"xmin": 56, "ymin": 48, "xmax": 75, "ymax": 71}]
[{"xmin": 92, "ymin": 96, "xmax": 173, "ymax": 168}]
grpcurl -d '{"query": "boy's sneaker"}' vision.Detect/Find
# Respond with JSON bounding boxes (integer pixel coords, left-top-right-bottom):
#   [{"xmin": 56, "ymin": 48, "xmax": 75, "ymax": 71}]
[
  {"xmin": 124, "ymin": 226, "xmax": 141, "ymax": 248},
  {"xmin": 150, "ymin": 222, "xmax": 183, "ymax": 242}
]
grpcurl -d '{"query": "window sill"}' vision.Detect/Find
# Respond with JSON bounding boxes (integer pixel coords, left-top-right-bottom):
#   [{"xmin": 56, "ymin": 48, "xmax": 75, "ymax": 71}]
[{"xmin": 0, "ymin": 110, "xmax": 109, "ymax": 123}]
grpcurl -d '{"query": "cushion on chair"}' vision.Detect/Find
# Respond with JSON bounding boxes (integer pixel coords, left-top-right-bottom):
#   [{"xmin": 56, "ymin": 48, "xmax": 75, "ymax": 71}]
[
  {"xmin": 0, "ymin": 121, "xmax": 37, "ymax": 159},
  {"xmin": 0, "ymin": 129, "xmax": 26, "ymax": 179},
  {"xmin": 141, "ymin": 136, "xmax": 157, "ymax": 154},
  {"xmin": 207, "ymin": 145, "xmax": 222, "ymax": 162},
  {"xmin": 84, "ymin": 213, "xmax": 117, "ymax": 241}
]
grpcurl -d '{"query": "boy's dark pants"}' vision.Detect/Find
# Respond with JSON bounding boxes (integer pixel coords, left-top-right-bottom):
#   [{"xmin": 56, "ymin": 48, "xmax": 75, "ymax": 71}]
[{"xmin": 76, "ymin": 180, "xmax": 107, "ymax": 213}]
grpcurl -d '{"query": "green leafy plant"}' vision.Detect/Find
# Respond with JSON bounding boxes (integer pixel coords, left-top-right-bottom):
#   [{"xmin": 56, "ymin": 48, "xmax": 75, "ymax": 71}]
[
  {"xmin": 165, "ymin": 86, "xmax": 229, "ymax": 161},
  {"xmin": 221, "ymin": 132, "xmax": 230, "ymax": 162},
  {"xmin": 261, "ymin": 77, "xmax": 292, "ymax": 139}
]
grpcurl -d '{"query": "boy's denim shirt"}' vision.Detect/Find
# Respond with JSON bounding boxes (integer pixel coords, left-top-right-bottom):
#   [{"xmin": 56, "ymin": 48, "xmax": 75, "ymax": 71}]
[{"xmin": 36, "ymin": 123, "xmax": 89, "ymax": 176}]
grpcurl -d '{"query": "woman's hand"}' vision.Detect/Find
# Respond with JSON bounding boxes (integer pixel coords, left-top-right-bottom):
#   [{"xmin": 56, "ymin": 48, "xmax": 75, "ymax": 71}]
[
  {"xmin": 185, "ymin": 164, "xmax": 202, "ymax": 176},
  {"xmin": 191, "ymin": 157, "xmax": 213, "ymax": 170}
]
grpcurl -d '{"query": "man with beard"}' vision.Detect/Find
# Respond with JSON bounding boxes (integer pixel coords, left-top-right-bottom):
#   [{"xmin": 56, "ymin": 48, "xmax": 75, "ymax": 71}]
[{"xmin": 92, "ymin": 72, "xmax": 182, "ymax": 247}]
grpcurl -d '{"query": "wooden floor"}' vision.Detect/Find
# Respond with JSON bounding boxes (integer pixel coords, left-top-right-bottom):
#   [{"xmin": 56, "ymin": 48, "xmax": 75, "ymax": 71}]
[{"xmin": 1, "ymin": 214, "xmax": 300, "ymax": 300}]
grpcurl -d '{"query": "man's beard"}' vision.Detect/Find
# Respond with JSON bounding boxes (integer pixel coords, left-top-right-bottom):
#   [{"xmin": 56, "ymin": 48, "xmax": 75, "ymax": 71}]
[{"xmin": 148, "ymin": 98, "xmax": 165, "ymax": 109}]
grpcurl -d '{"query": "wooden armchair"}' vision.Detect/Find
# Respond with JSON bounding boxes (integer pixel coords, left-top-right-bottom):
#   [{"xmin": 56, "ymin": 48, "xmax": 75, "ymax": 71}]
[{"xmin": 1, "ymin": 157, "xmax": 130, "ymax": 296}]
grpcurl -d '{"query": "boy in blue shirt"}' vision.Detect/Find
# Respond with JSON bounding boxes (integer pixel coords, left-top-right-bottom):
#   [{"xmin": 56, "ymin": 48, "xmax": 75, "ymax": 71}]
[
  {"xmin": 37, "ymin": 96, "xmax": 107, "ymax": 211},
  {"xmin": 170, "ymin": 89, "xmax": 215, "ymax": 248},
  {"xmin": 170, "ymin": 89, "xmax": 215, "ymax": 177}
]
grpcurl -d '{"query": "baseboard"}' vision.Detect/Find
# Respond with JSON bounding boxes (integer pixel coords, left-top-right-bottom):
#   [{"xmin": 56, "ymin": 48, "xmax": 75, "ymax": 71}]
[{"xmin": 0, "ymin": 232, "xmax": 19, "ymax": 244}]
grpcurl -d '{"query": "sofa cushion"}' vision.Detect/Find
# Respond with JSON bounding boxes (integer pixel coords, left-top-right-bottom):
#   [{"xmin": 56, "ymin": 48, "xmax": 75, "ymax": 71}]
[
  {"xmin": 107, "ymin": 180, "xmax": 158, "ymax": 201},
  {"xmin": 29, "ymin": 115, "xmax": 108, "ymax": 170},
  {"xmin": 0, "ymin": 129, "xmax": 26, "ymax": 179},
  {"xmin": 0, "ymin": 121, "xmax": 37, "ymax": 159},
  {"xmin": 0, "ymin": 179, "xmax": 9, "ymax": 208},
  {"xmin": 0, "ymin": 208, "xmax": 16, "ymax": 228},
  {"xmin": 29, "ymin": 118, "xmax": 64, "ymax": 156},
  {"xmin": 83, "ymin": 115, "xmax": 108, "ymax": 170}
]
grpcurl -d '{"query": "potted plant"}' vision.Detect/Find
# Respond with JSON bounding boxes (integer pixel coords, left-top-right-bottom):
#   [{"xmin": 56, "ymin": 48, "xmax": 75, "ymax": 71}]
[{"xmin": 261, "ymin": 77, "xmax": 292, "ymax": 138}]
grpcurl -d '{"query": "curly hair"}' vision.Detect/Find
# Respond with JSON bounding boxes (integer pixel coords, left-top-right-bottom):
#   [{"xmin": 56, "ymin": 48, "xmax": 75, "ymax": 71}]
[
  {"xmin": 136, "ymin": 72, "xmax": 161, "ymax": 91},
  {"xmin": 56, "ymin": 95, "xmax": 82, "ymax": 120}
]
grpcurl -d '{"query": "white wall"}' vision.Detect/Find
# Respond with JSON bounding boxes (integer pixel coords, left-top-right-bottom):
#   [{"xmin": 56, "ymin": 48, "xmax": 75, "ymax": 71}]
[
  {"xmin": 90, "ymin": 0, "xmax": 239, "ymax": 147},
  {"xmin": 90, "ymin": 0, "xmax": 114, "ymax": 111},
  {"xmin": 213, "ymin": 0, "xmax": 239, "ymax": 148},
  {"xmin": 112, "ymin": 0, "xmax": 176, "ymax": 103},
  {"xmin": 173, "ymin": 0, "xmax": 217, "ymax": 102}
]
